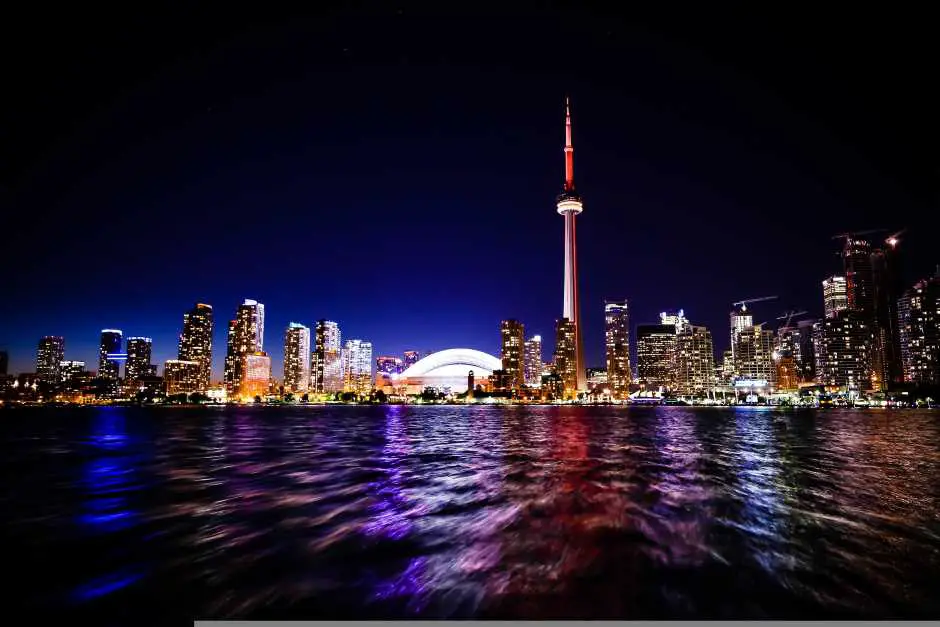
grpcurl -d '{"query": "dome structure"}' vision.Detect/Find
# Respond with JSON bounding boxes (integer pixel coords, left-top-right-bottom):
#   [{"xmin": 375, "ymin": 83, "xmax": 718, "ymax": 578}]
[{"xmin": 398, "ymin": 348, "xmax": 501, "ymax": 393}]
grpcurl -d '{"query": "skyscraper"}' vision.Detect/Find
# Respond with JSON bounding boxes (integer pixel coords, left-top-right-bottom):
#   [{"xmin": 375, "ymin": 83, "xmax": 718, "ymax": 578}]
[
  {"xmin": 342, "ymin": 339, "xmax": 373, "ymax": 396},
  {"xmin": 125, "ymin": 337, "xmax": 154, "ymax": 386},
  {"xmin": 898, "ymin": 271, "xmax": 940, "ymax": 386},
  {"xmin": 523, "ymin": 335, "xmax": 542, "ymax": 387},
  {"xmin": 636, "ymin": 324, "xmax": 676, "ymax": 391},
  {"xmin": 36, "ymin": 336, "xmax": 65, "ymax": 383},
  {"xmin": 500, "ymin": 319, "xmax": 525, "ymax": 390},
  {"xmin": 98, "ymin": 329, "xmax": 123, "ymax": 380},
  {"xmin": 59, "ymin": 360, "xmax": 86, "ymax": 388},
  {"xmin": 242, "ymin": 352, "xmax": 271, "ymax": 400},
  {"xmin": 872, "ymin": 236, "xmax": 905, "ymax": 386},
  {"xmin": 676, "ymin": 325, "xmax": 715, "ymax": 396},
  {"xmin": 164, "ymin": 359, "xmax": 201, "ymax": 395},
  {"xmin": 312, "ymin": 320, "xmax": 342, "ymax": 394},
  {"xmin": 821, "ymin": 310, "xmax": 872, "ymax": 391},
  {"xmin": 556, "ymin": 98, "xmax": 585, "ymax": 391},
  {"xmin": 223, "ymin": 299, "xmax": 264, "ymax": 396},
  {"xmin": 553, "ymin": 318, "xmax": 578, "ymax": 394},
  {"xmin": 733, "ymin": 325, "xmax": 776, "ymax": 384},
  {"xmin": 283, "ymin": 323, "xmax": 311, "ymax": 394},
  {"xmin": 177, "ymin": 303, "xmax": 213, "ymax": 392},
  {"xmin": 796, "ymin": 318, "xmax": 818, "ymax": 381},
  {"xmin": 729, "ymin": 305, "xmax": 753, "ymax": 370},
  {"xmin": 604, "ymin": 301, "xmax": 631, "ymax": 398},
  {"xmin": 842, "ymin": 238, "xmax": 875, "ymax": 316},
  {"xmin": 822, "ymin": 276, "xmax": 848, "ymax": 319}
]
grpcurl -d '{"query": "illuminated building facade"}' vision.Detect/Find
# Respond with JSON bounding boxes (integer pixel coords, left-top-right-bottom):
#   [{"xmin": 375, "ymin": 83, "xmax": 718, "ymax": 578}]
[
  {"xmin": 399, "ymin": 349, "xmax": 500, "ymax": 394},
  {"xmin": 523, "ymin": 335, "xmax": 542, "ymax": 386},
  {"xmin": 553, "ymin": 318, "xmax": 578, "ymax": 394},
  {"xmin": 376, "ymin": 356, "xmax": 403, "ymax": 375},
  {"xmin": 223, "ymin": 299, "xmax": 264, "ymax": 396},
  {"xmin": 729, "ymin": 305, "xmax": 753, "ymax": 372},
  {"xmin": 342, "ymin": 339, "xmax": 373, "ymax": 396},
  {"xmin": 822, "ymin": 276, "xmax": 848, "ymax": 318},
  {"xmin": 775, "ymin": 353, "xmax": 800, "ymax": 392},
  {"xmin": 636, "ymin": 324, "xmax": 676, "ymax": 390},
  {"xmin": 283, "ymin": 323, "xmax": 311, "ymax": 393},
  {"xmin": 556, "ymin": 98, "xmax": 586, "ymax": 391},
  {"xmin": 98, "ymin": 329, "xmax": 123, "ymax": 380},
  {"xmin": 500, "ymin": 319, "xmax": 525, "ymax": 390},
  {"xmin": 125, "ymin": 337, "xmax": 155, "ymax": 386},
  {"xmin": 241, "ymin": 352, "xmax": 271, "ymax": 400},
  {"xmin": 796, "ymin": 318, "xmax": 818, "ymax": 381},
  {"xmin": 312, "ymin": 320, "xmax": 342, "ymax": 394},
  {"xmin": 872, "ymin": 237, "xmax": 905, "ymax": 386},
  {"xmin": 843, "ymin": 239, "xmax": 875, "ymax": 316},
  {"xmin": 898, "ymin": 272, "xmax": 940, "ymax": 385},
  {"xmin": 177, "ymin": 303, "xmax": 213, "ymax": 391},
  {"xmin": 733, "ymin": 325, "xmax": 775, "ymax": 384},
  {"xmin": 676, "ymin": 325, "xmax": 715, "ymax": 396},
  {"xmin": 586, "ymin": 367, "xmax": 607, "ymax": 387},
  {"xmin": 164, "ymin": 359, "xmax": 200, "ymax": 395},
  {"xmin": 403, "ymin": 351, "xmax": 420, "ymax": 369},
  {"xmin": 812, "ymin": 320, "xmax": 827, "ymax": 382},
  {"xmin": 36, "ymin": 336, "xmax": 65, "ymax": 383},
  {"xmin": 821, "ymin": 310, "xmax": 872, "ymax": 391},
  {"xmin": 604, "ymin": 301, "xmax": 631, "ymax": 398},
  {"xmin": 59, "ymin": 360, "xmax": 86, "ymax": 388},
  {"xmin": 660, "ymin": 309, "xmax": 690, "ymax": 334}
]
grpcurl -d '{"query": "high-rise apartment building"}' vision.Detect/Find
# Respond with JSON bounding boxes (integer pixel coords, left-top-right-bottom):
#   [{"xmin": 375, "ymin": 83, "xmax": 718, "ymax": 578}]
[
  {"xmin": 36, "ymin": 336, "xmax": 65, "ymax": 383},
  {"xmin": 283, "ymin": 323, "xmax": 311, "ymax": 394},
  {"xmin": 636, "ymin": 324, "xmax": 677, "ymax": 390},
  {"xmin": 822, "ymin": 276, "xmax": 848, "ymax": 319},
  {"xmin": 223, "ymin": 299, "xmax": 265, "ymax": 396},
  {"xmin": 872, "ymin": 237, "xmax": 905, "ymax": 386},
  {"xmin": 604, "ymin": 301, "xmax": 631, "ymax": 398},
  {"xmin": 98, "ymin": 329, "xmax": 123, "ymax": 379},
  {"xmin": 164, "ymin": 359, "xmax": 201, "ymax": 395},
  {"xmin": 523, "ymin": 335, "xmax": 542, "ymax": 387},
  {"xmin": 898, "ymin": 272, "xmax": 940, "ymax": 386},
  {"xmin": 796, "ymin": 319, "xmax": 818, "ymax": 382},
  {"xmin": 312, "ymin": 320, "xmax": 342, "ymax": 394},
  {"xmin": 59, "ymin": 360, "xmax": 86, "ymax": 389},
  {"xmin": 733, "ymin": 325, "xmax": 776, "ymax": 384},
  {"xmin": 342, "ymin": 339, "xmax": 373, "ymax": 396},
  {"xmin": 676, "ymin": 325, "xmax": 714, "ymax": 396},
  {"xmin": 500, "ymin": 319, "xmax": 525, "ymax": 390},
  {"xmin": 553, "ymin": 318, "xmax": 578, "ymax": 394},
  {"xmin": 125, "ymin": 337, "xmax": 154, "ymax": 385},
  {"xmin": 821, "ymin": 310, "xmax": 872, "ymax": 391},
  {"xmin": 177, "ymin": 303, "xmax": 213, "ymax": 391},
  {"xmin": 241, "ymin": 352, "xmax": 271, "ymax": 400},
  {"xmin": 842, "ymin": 238, "xmax": 875, "ymax": 316}
]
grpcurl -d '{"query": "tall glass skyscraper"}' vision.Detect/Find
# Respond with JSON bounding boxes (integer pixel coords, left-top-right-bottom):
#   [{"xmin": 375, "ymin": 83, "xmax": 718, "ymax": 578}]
[
  {"xmin": 342, "ymin": 339, "xmax": 373, "ymax": 396},
  {"xmin": 312, "ymin": 320, "xmax": 342, "ymax": 394},
  {"xmin": 553, "ymin": 318, "xmax": 578, "ymax": 394},
  {"xmin": 125, "ymin": 337, "xmax": 154, "ymax": 385},
  {"xmin": 178, "ymin": 303, "xmax": 213, "ymax": 391},
  {"xmin": 283, "ymin": 323, "xmax": 311, "ymax": 394},
  {"xmin": 36, "ymin": 336, "xmax": 65, "ymax": 383},
  {"xmin": 604, "ymin": 301, "xmax": 631, "ymax": 398},
  {"xmin": 223, "ymin": 299, "xmax": 264, "ymax": 396},
  {"xmin": 500, "ymin": 319, "xmax": 525, "ymax": 390},
  {"xmin": 523, "ymin": 335, "xmax": 542, "ymax": 387},
  {"xmin": 98, "ymin": 329, "xmax": 123, "ymax": 380}
]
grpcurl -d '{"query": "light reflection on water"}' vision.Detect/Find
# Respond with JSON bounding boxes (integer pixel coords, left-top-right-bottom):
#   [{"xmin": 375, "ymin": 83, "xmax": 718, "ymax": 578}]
[{"xmin": 2, "ymin": 405, "xmax": 940, "ymax": 621}]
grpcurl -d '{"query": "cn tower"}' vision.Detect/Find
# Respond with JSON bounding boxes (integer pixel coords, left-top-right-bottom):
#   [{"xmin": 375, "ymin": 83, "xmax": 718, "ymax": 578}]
[{"xmin": 557, "ymin": 97, "xmax": 586, "ymax": 391}]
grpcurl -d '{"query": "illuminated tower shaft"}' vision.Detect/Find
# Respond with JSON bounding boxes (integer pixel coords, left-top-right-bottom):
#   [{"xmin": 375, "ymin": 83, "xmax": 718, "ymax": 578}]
[{"xmin": 556, "ymin": 97, "xmax": 586, "ymax": 391}]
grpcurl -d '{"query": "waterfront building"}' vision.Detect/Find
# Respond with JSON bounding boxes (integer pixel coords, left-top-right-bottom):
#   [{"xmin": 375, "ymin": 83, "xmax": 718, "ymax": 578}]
[
  {"xmin": 796, "ymin": 318, "xmax": 818, "ymax": 382},
  {"xmin": 676, "ymin": 325, "xmax": 715, "ymax": 396},
  {"xmin": 399, "ymin": 349, "xmax": 500, "ymax": 394},
  {"xmin": 842, "ymin": 238, "xmax": 875, "ymax": 316},
  {"xmin": 636, "ymin": 324, "xmax": 677, "ymax": 390},
  {"xmin": 223, "ymin": 299, "xmax": 264, "ymax": 396},
  {"xmin": 125, "ymin": 337, "xmax": 154, "ymax": 386},
  {"xmin": 164, "ymin": 359, "xmax": 201, "ymax": 395},
  {"xmin": 604, "ymin": 300, "xmax": 631, "ymax": 398},
  {"xmin": 36, "ymin": 336, "xmax": 65, "ymax": 383},
  {"xmin": 312, "ymin": 320, "xmax": 342, "ymax": 394},
  {"xmin": 283, "ymin": 323, "xmax": 311, "ymax": 393},
  {"xmin": 523, "ymin": 335, "xmax": 542, "ymax": 387},
  {"xmin": 553, "ymin": 318, "xmax": 578, "ymax": 394},
  {"xmin": 898, "ymin": 271, "xmax": 940, "ymax": 386},
  {"xmin": 733, "ymin": 325, "xmax": 776, "ymax": 384},
  {"xmin": 820, "ymin": 310, "xmax": 872, "ymax": 391},
  {"xmin": 98, "ymin": 329, "xmax": 123, "ymax": 380},
  {"xmin": 586, "ymin": 367, "xmax": 607, "ymax": 388},
  {"xmin": 342, "ymin": 339, "xmax": 373, "ymax": 396},
  {"xmin": 177, "ymin": 303, "xmax": 213, "ymax": 392},
  {"xmin": 241, "ymin": 352, "xmax": 271, "ymax": 400},
  {"xmin": 555, "ymin": 98, "xmax": 586, "ymax": 391},
  {"xmin": 500, "ymin": 319, "xmax": 526, "ymax": 390},
  {"xmin": 872, "ymin": 236, "xmax": 905, "ymax": 386}
]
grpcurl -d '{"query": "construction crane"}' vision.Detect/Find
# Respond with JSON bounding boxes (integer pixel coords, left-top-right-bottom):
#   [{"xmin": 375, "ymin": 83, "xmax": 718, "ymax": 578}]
[
  {"xmin": 732, "ymin": 295, "xmax": 778, "ymax": 312},
  {"xmin": 776, "ymin": 309, "xmax": 809, "ymax": 333},
  {"xmin": 831, "ymin": 228, "xmax": 887, "ymax": 241}
]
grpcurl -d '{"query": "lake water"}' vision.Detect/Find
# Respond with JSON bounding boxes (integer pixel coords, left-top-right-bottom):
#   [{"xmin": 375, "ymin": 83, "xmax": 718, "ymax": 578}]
[{"xmin": 2, "ymin": 405, "xmax": 940, "ymax": 622}]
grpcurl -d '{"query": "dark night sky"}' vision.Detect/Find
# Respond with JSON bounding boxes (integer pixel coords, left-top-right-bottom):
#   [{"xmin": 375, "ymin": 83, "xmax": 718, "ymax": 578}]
[{"xmin": 2, "ymin": 3, "xmax": 938, "ymax": 378}]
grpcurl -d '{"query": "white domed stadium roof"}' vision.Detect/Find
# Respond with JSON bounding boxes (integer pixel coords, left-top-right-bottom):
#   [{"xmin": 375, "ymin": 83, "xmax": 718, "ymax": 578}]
[{"xmin": 400, "ymin": 348, "xmax": 501, "ymax": 378}]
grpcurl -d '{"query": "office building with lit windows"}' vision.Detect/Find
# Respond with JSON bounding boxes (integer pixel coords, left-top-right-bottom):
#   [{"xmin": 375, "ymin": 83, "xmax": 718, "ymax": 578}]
[
  {"xmin": 553, "ymin": 318, "xmax": 578, "ymax": 394},
  {"xmin": 342, "ymin": 339, "xmax": 373, "ymax": 396},
  {"xmin": 523, "ymin": 335, "xmax": 542, "ymax": 387},
  {"xmin": 177, "ymin": 303, "xmax": 213, "ymax": 391},
  {"xmin": 873, "ymin": 236, "xmax": 905, "ymax": 386},
  {"xmin": 98, "ymin": 330, "xmax": 123, "ymax": 380},
  {"xmin": 223, "ymin": 299, "xmax": 264, "ymax": 396},
  {"xmin": 823, "ymin": 275, "xmax": 848, "ymax": 319},
  {"xmin": 36, "ymin": 336, "xmax": 65, "ymax": 383},
  {"xmin": 312, "ymin": 320, "xmax": 342, "ymax": 394},
  {"xmin": 604, "ymin": 301, "xmax": 631, "ymax": 398},
  {"xmin": 898, "ymin": 272, "xmax": 940, "ymax": 386},
  {"xmin": 125, "ymin": 337, "xmax": 155, "ymax": 386},
  {"xmin": 636, "ymin": 324, "xmax": 676, "ymax": 390},
  {"xmin": 821, "ymin": 309, "xmax": 872, "ymax": 391},
  {"xmin": 500, "ymin": 319, "xmax": 525, "ymax": 390},
  {"xmin": 241, "ymin": 352, "xmax": 271, "ymax": 400},
  {"xmin": 283, "ymin": 323, "xmax": 311, "ymax": 393},
  {"xmin": 59, "ymin": 360, "xmax": 86, "ymax": 388},
  {"xmin": 733, "ymin": 325, "xmax": 776, "ymax": 384},
  {"xmin": 376, "ymin": 356, "xmax": 403, "ymax": 375},
  {"xmin": 676, "ymin": 325, "xmax": 715, "ymax": 396},
  {"xmin": 164, "ymin": 359, "xmax": 201, "ymax": 395}
]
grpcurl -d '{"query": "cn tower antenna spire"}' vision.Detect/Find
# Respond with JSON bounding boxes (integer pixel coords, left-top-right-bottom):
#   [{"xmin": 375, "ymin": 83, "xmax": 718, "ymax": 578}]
[{"xmin": 564, "ymin": 95, "xmax": 574, "ymax": 192}]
